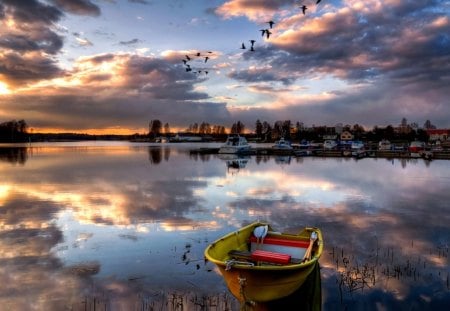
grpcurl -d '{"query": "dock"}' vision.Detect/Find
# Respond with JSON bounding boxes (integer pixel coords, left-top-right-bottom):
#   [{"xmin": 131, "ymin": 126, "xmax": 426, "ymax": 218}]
[{"xmin": 189, "ymin": 147, "xmax": 450, "ymax": 160}]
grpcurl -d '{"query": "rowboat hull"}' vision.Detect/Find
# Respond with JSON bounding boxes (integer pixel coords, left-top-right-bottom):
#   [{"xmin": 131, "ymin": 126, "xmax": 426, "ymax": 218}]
[
  {"xmin": 216, "ymin": 261, "xmax": 318, "ymax": 302},
  {"xmin": 204, "ymin": 222, "xmax": 323, "ymax": 303}
]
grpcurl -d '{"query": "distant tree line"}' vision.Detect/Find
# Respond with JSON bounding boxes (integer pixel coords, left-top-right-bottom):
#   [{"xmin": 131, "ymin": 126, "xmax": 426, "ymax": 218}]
[
  {"xmin": 0, "ymin": 120, "xmax": 28, "ymax": 142},
  {"xmin": 0, "ymin": 117, "xmax": 438, "ymax": 143},
  {"xmin": 148, "ymin": 119, "xmax": 243, "ymax": 139},
  {"xmin": 149, "ymin": 117, "xmax": 439, "ymax": 143}
]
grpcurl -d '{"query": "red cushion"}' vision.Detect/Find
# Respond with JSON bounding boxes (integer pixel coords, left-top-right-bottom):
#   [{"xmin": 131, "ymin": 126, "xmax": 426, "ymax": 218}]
[
  {"xmin": 250, "ymin": 236, "xmax": 310, "ymax": 248},
  {"xmin": 251, "ymin": 250, "xmax": 291, "ymax": 264}
]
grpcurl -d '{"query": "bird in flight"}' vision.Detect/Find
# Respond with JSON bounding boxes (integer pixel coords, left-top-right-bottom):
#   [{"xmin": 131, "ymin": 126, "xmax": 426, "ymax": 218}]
[
  {"xmin": 301, "ymin": 5, "xmax": 307, "ymax": 15},
  {"xmin": 267, "ymin": 20, "xmax": 275, "ymax": 28},
  {"xmin": 204, "ymin": 56, "xmax": 209, "ymax": 63},
  {"xmin": 241, "ymin": 42, "xmax": 246, "ymax": 49},
  {"xmin": 316, "ymin": 0, "xmax": 322, "ymax": 4},
  {"xmin": 185, "ymin": 55, "xmax": 191, "ymax": 61},
  {"xmin": 265, "ymin": 29, "xmax": 272, "ymax": 39},
  {"xmin": 250, "ymin": 40, "xmax": 256, "ymax": 47}
]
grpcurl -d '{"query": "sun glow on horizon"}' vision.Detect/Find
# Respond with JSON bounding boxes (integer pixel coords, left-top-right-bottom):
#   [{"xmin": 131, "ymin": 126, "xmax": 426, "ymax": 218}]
[{"xmin": 0, "ymin": 81, "xmax": 11, "ymax": 95}]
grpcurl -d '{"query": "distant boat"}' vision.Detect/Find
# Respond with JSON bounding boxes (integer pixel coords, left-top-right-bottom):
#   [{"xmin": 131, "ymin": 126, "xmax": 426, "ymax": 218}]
[
  {"xmin": 218, "ymin": 134, "xmax": 252, "ymax": 154},
  {"xmin": 155, "ymin": 136, "xmax": 169, "ymax": 143},
  {"xmin": 408, "ymin": 141, "xmax": 425, "ymax": 153},
  {"xmin": 293, "ymin": 141, "xmax": 314, "ymax": 156},
  {"xmin": 271, "ymin": 137, "xmax": 293, "ymax": 151},
  {"xmin": 409, "ymin": 141, "xmax": 426, "ymax": 158},
  {"xmin": 351, "ymin": 140, "xmax": 366, "ymax": 157},
  {"xmin": 378, "ymin": 139, "xmax": 392, "ymax": 151},
  {"xmin": 323, "ymin": 140, "xmax": 338, "ymax": 150},
  {"xmin": 204, "ymin": 221, "xmax": 323, "ymax": 303},
  {"xmin": 170, "ymin": 134, "xmax": 203, "ymax": 142}
]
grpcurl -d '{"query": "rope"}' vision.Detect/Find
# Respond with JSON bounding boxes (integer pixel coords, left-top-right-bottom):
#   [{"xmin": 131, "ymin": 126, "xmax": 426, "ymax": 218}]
[{"xmin": 225, "ymin": 259, "xmax": 254, "ymax": 270}]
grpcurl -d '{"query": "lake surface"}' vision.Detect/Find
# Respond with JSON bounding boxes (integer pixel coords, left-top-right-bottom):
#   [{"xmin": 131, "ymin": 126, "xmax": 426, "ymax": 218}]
[{"xmin": 1, "ymin": 142, "xmax": 449, "ymax": 310}]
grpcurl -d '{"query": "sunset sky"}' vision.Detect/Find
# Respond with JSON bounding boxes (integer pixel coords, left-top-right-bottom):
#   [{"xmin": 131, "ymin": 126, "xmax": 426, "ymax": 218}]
[{"xmin": 0, "ymin": 0, "xmax": 449, "ymax": 134}]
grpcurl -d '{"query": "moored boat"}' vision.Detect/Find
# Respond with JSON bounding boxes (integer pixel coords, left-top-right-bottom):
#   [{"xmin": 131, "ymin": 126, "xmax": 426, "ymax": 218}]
[
  {"xmin": 204, "ymin": 221, "xmax": 323, "ymax": 303},
  {"xmin": 378, "ymin": 139, "xmax": 392, "ymax": 151},
  {"xmin": 351, "ymin": 140, "xmax": 366, "ymax": 157},
  {"xmin": 408, "ymin": 141, "xmax": 425, "ymax": 153},
  {"xmin": 271, "ymin": 137, "xmax": 293, "ymax": 151},
  {"xmin": 218, "ymin": 134, "xmax": 252, "ymax": 154},
  {"xmin": 323, "ymin": 140, "xmax": 338, "ymax": 150}
]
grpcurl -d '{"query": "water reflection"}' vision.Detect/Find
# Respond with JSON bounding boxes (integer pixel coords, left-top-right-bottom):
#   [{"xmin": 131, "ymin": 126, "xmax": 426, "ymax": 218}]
[
  {"xmin": 254, "ymin": 263, "xmax": 322, "ymax": 311},
  {"xmin": 0, "ymin": 143, "xmax": 449, "ymax": 310},
  {"xmin": 0, "ymin": 146, "xmax": 28, "ymax": 164},
  {"xmin": 218, "ymin": 154, "xmax": 250, "ymax": 173}
]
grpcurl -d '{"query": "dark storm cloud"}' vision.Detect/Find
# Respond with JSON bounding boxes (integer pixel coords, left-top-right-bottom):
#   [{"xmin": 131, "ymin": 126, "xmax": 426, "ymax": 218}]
[
  {"xmin": 120, "ymin": 54, "xmax": 210, "ymax": 100},
  {"xmin": 228, "ymin": 66, "xmax": 294, "ymax": 85},
  {"xmin": 0, "ymin": 30, "xmax": 64, "ymax": 54},
  {"xmin": 0, "ymin": 0, "xmax": 109, "ymax": 86},
  {"xmin": 49, "ymin": 0, "xmax": 101, "ymax": 16},
  {"xmin": 0, "ymin": 53, "xmax": 63, "ymax": 85},
  {"xmin": 2, "ymin": 94, "xmax": 231, "ymax": 131},
  {"xmin": 0, "ymin": 0, "xmax": 63, "ymax": 24},
  {"xmin": 272, "ymin": 0, "xmax": 450, "ymax": 86}
]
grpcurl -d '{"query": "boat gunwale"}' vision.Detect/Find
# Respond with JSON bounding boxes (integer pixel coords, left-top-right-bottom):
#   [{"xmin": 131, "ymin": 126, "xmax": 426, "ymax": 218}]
[{"xmin": 204, "ymin": 222, "xmax": 323, "ymax": 271}]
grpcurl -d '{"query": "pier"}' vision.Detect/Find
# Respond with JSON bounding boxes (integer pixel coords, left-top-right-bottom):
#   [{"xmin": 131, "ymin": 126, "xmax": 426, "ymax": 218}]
[{"xmin": 189, "ymin": 147, "xmax": 450, "ymax": 160}]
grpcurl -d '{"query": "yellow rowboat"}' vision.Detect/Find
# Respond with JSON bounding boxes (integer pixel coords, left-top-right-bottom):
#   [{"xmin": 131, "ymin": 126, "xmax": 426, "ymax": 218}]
[{"xmin": 204, "ymin": 221, "xmax": 323, "ymax": 303}]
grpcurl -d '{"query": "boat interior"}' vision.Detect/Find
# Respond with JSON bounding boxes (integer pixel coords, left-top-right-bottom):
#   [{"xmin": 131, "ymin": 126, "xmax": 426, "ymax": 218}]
[{"xmin": 226, "ymin": 229, "xmax": 318, "ymax": 266}]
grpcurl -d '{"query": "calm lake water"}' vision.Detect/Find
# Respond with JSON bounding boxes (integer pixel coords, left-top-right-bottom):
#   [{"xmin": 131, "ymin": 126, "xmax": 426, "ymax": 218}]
[{"xmin": 1, "ymin": 141, "xmax": 449, "ymax": 310}]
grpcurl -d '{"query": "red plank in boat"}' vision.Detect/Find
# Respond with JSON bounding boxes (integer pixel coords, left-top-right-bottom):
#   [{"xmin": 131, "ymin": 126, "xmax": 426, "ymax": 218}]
[
  {"xmin": 251, "ymin": 250, "xmax": 291, "ymax": 264},
  {"xmin": 249, "ymin": 235, "xmax": 310, "ymax": 248}
]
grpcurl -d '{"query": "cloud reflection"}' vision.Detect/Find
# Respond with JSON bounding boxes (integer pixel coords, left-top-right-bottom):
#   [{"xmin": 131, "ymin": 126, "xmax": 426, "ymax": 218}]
[{"xmin": 0, "ymin": 145, "xmax": 449, "ymax": 309}]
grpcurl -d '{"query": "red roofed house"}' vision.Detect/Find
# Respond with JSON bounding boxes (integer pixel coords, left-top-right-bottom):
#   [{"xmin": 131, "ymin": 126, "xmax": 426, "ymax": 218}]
[{"xmin": 426, "ymin": 129, "xmax": 450, "ymax": 141}]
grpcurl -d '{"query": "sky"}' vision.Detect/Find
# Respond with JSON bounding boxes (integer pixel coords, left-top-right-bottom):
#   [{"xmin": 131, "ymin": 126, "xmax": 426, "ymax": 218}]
[{"xmin": 0, "ymin": 0, "xmax": 449, "ymax": 134}]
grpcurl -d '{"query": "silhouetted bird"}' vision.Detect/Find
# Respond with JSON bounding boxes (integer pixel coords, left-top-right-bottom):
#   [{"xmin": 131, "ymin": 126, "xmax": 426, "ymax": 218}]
[
  {"xmin": 204, "ymin": 56, "xmax": 209, "ymax": 63},
  {"xmin": 241, "ymin": 42, "xmax": 246, "ymax": 49},
  {"xmin": 196, "ymin": 52, "xmax": 201, "ymax": 57},
  {"xmin": 260, "ymin": 29, "xmax": 267, "ymax": 37},
  {"xmin": 249, "ymin": 40, "xmax": 255, "ymax": 47},
  {"xmin": 267, "ymin": 20, "xmax": 275, "ymax": 28},
  {"xmin": 301, "ymin": 5, "xmax": 307, "ymax": 14},
  {"xmin": 316, "ymin": 0, "xmax": 322, "ymax": 4},
  {"xmin": 185, "ymin": 55, "xmax": 191, "ymax": 61},
  {"xmin": 250, "ymin": 46, "xmax": 255, "ymax": 52},
  {"xmin": 265, "ymin": 30, "xmax": 272, "ymax": 39},
  {"xmin": 182, "ymin": 59, "xmax": 187, "ymax": 65}
]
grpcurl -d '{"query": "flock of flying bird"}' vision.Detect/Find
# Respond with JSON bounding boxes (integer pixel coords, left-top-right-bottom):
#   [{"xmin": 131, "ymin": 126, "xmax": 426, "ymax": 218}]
[
  {"xmin": 181, "ymin": 0, "xmax": 324, "ymax": 76},
  {"xmin": 182, "ymin": 51, "xmax": 213, "ymax": 76}
]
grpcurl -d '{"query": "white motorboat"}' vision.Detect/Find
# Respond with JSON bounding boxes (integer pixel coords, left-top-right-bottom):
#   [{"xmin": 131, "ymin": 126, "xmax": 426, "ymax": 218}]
[
  {"xmin": 323, "ymin": 140, "xmax": 338, "ymax": 150},
  {"xmin": 218, "ymin": 134, "xmax": 252, "ymax": 154},
  {"xmin": 351, "ymin": 140, "xmax": 366, "ymax": 157},
  {"xmin": 271, "ymin": 137, "xmax": 293, "ymax": 150},
  {"xmin": 378, "ymin": 139, "xmax": 392, "ymax": 151}
]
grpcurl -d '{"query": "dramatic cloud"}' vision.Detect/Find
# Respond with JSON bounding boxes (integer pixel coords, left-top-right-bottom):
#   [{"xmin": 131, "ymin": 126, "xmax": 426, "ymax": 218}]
[
  {"xmin": 0, "ymin": 53, "xmax": 64, "ymax": 86},
  {"xmin": 0, "ymin": 0, "xmax": 449, "ymax": 133}
]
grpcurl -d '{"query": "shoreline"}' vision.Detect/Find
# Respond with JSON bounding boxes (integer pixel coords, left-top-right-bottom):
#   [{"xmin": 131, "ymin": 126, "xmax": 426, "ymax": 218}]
[{"xmin": 190, "ymin": 147, "xmax": 450, "ymax": 160}]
